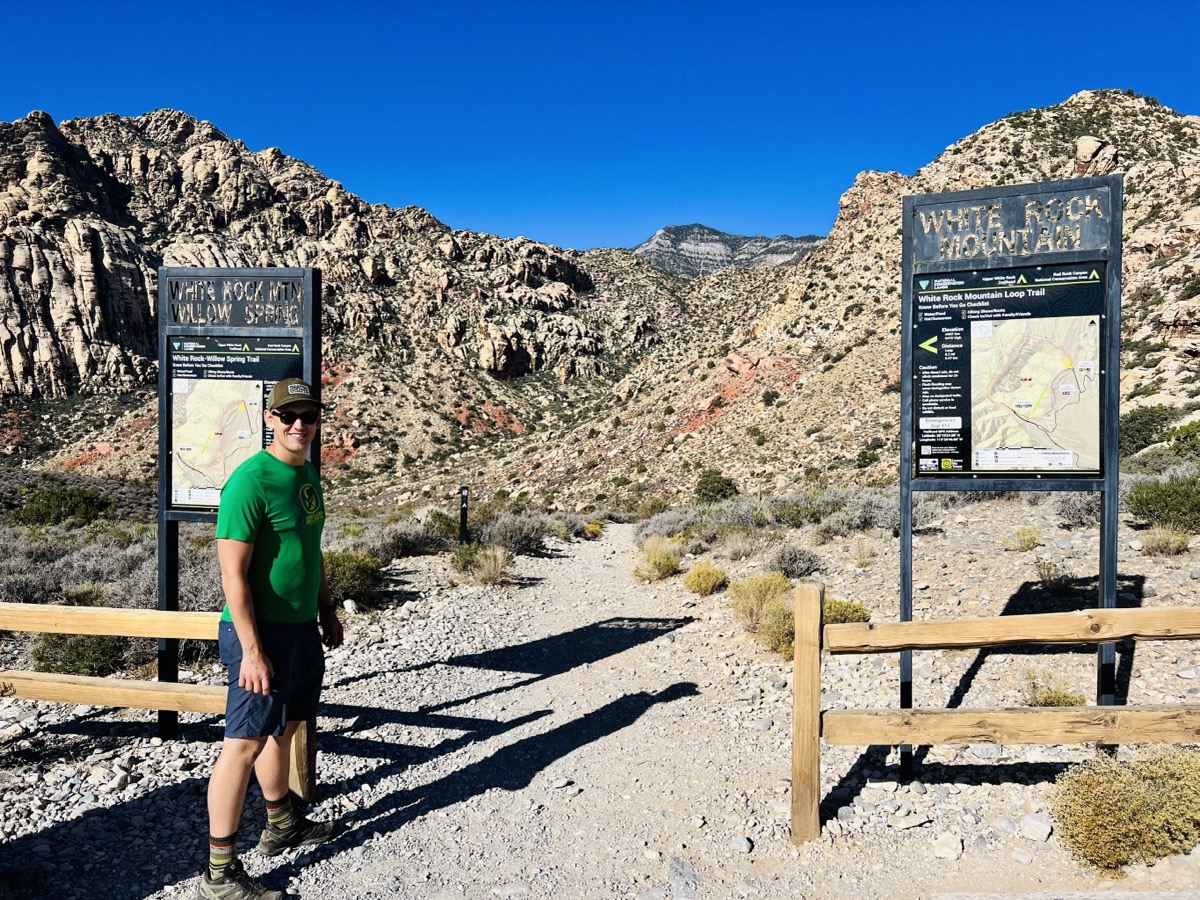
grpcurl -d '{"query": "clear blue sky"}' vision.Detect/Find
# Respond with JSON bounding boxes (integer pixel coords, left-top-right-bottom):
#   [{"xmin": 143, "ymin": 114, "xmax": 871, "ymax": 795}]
[{"xmin": 3, "ymin": 1, "xmax": 1196, "ymax": 250}]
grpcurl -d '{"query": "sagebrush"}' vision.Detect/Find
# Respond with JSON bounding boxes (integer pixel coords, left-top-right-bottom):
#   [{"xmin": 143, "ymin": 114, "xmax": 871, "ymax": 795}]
[{"xmin": 1053, "ymin": 746, "xmax": 1200, "ymax": 870}]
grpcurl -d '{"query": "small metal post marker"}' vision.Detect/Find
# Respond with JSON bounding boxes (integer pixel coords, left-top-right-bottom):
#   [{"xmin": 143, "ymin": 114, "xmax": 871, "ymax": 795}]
[{"xmin": 459, "ymin": 486, "xmax": 470, "ymax": 544}]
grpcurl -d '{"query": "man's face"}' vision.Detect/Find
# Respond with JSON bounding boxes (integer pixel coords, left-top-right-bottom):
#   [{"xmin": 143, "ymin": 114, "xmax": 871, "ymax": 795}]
[{"xmin": 266, "ymin": 401, "xmax": 321, "ymax": 453}]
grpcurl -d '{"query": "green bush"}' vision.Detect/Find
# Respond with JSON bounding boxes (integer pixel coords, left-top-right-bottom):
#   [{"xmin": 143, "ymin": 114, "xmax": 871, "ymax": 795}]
[
  {"xmin": 1125, "ymin": 475, "xmax": 1200, "ymax": 532},
  {"xmin": 1119, "ymin": 404, "xmax": 1184, "ymax": 457},
  {"xmin": 450, "ymin": 542, "xmax": 481, "ymax": 574},
  {"xmin": 323, "ymin": 550, "xmax": 383, "ymax": 606},
  {"xmin": 682, "ymin": 560, "xmax": 727, "ymax": 596},
  {"xmin": 32, "ymin": 633, "xmax": 130, "ymax": 676},
  {"xmin": 1167, "ymin": 420, "xmax": 1200, "ymax": 459},
  {"xmin": 1053, "ymin": 746, "xmax": 1200, "ymax": 870},
  {"xmin": 694, "ymin": 469, "xmax": 739, "ymax": 504},
  {"xmin": 761, "ymin": 389, "xmax": 780, "ymax": 407},
  {"xmin": 8, "ymin": 486, "xmax": 115, "ymax": 527}
]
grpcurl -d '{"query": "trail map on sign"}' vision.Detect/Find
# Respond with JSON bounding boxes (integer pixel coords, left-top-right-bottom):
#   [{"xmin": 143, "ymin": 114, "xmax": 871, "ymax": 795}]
[
  {"xmin": 171, "ymin": 379, "xmax": 262, "ymax": 507},
  {"xmin": 912, "ymin": 262, "xmax": 1105, "ymax": 475},
  {"xmin": 970, "ymin": 317, "xmax": 1099, "ymax": 471}
]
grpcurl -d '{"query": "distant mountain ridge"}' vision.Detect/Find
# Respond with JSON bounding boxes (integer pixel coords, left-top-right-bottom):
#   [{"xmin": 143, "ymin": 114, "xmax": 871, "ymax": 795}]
[{"xmin": 632, "ymin": 224, "xmax": 824, "ymax": 278}]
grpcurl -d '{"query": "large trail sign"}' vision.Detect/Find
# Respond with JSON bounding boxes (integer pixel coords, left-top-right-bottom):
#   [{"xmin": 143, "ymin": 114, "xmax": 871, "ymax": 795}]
[
  {"xmin": 905, "ymin": 179, "xmax": 1119, "ymax": 479},
  {"xmin": 896, "ymin": 177, "xmax": 1123, "ymax": 771}
]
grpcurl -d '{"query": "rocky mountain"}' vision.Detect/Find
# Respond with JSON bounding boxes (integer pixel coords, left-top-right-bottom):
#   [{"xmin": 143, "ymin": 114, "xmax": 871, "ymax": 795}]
[
  {"xmin": 632, "ymin": 224, "xmax": 823, "ymax": 278},
  {"xmin": 2, "ymin": 90, "xmax": 1199, "ymax": 510}
]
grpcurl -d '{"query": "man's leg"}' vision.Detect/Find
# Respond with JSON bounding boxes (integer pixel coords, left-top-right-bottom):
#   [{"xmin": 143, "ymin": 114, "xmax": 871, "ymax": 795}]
[
  {"xmin": 253, "ymin": 720, "xmax": 334, "ymax": 857},
  {"xmin": 205, "ymin": 736, "xmax": 267, "ymax": 880}
]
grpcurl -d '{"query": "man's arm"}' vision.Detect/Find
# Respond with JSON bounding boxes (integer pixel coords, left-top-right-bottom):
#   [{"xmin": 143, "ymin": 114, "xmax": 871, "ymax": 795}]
[
  {"xmin": 216, "ymin": 537, "xmax": 273, "ymax": 695},
  {"xmin": 317, "ymin": 556, "xmax": 344, "ymax": 649}
]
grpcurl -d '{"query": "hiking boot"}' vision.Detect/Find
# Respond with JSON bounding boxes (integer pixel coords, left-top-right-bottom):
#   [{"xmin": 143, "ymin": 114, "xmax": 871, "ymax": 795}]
[
  {"xmin": 254, "ymin": 811, "xmax": 335, "ymax": 857},
  {"xmin": 197, "ymin": 858, "xmax": 283, "ymax": 900}
]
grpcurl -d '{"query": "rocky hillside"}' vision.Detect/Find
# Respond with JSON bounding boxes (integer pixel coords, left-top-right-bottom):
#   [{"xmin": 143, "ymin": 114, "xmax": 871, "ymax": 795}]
[
  {"xmin": 632, "ymin": 224, "xmax": 823, "ymax": 278},
  {"xmin": 2, "ymin": 91, "xmax": 1199, "ymax": 510}
]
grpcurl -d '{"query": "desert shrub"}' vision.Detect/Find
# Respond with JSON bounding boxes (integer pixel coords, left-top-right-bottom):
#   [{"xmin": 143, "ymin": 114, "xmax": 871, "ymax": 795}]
[
  {"xmin": 635, "ymin": 495, "xmax": 670, "ymax": 521},
  {"xmin": 761, "ymin": 389, "xmax": 780, "ymax": 406},
  {"xmin": 768, "ymin": 543, "xmax": 821, "ymax": 578},
  {"xmin": 1122, "ymin": 446, "xmax": 1188, "ymax": 476},
  {"xmin": 1053, "ymin": 746, "xmax": 1200, "ymax": 870},
  {"xmin": 707, "ymin": 496, "xmax": 773, "ymax": 530},
  {"xmin": 0, "ymin": 569, "xmax": 62, "ymax": 604},
  {"xmin": 1167, "ymin": 420, "xmax": 1200, "ymax": 459},
  {"xmin": 1020, "ymin": 668, "xmax": 1086, "ymax": 706},
  {"xmin": 849, "ymin": 535, "xmax": 876, "ymax": 568},
  {"xmin": 32, "ymin": 633, "xmax": 130, "ymax": 677},
  {"xmin": 1125, "ymin": 474, "xmax": 1200, "ymax": 532},
  {"xmin": 1141, "ymin": 525, "xmax": 1191, "ymax": 556},
  {"xmin": 584, "ymin": 520, "xmax": 604, "ymax": 539},
  {"xmin": 812, "ymin": 502, "xmax": 875, "ymax": 543},
  {"xmin": 682, "ymin": 560, "xmax": 727, "ymax": 596},
  {"xmin": 714, "ymin": 528, "xmax": 755, "ymax": 560},
  {"xmin": 636, "ymin": 507, "xmax": 703, "ymax": 545},
  {"xmin": 823, "ymin": 597, "xmax": 871, "ymax": 624},
  {"xmin": 470, "ymin": 544, "xmax": 513, "ymax": 585},
  {"xmin": 772, "ymin": 489, "xmax": 847, "ymax": 527},
  {"xmin": 8, "ymin": 486, "xmax": 115, "ymax": 527},
  {"xmin": 758, "ymin": 594, "xmax": 795, "ymax": 658},
  {"xmin": 727, "ymin": 572, "xmax": 793, "ymax": 632},
  {"xmin": 1035, "ymin": 559, "xmax": 1073, "ymax": 594},
  {"xmin": 480, "ymin": 510, "xmax": 550, "ymax": 556},
  {"xmin": 694, "ymin": 469, "xmax": 739, "ymax": 503},
  {"xmin": 323, "ymin": 550, "xmax": 383, "ymax": 607},
  {"xmin": 423, "ymin": 508, "xmax": 462, "ymax": 541},
  {"xmin": 1119, "ymin": 404, "xmax": 1185, "ymax": 457},
  {"xmin": 634, "ymin": 536, "xmax": 682, "ymax": 582},
  {"xmin": 1004, "ymin": 526, "xmax": 1042, "ymax": 552},
  {"xmin": 1056, "ymin": 492, "xmax": 1100, "ymax": 528},
  {"xmin": 450, "ymin": 542, "xmax": 481, "ymax": 574}
]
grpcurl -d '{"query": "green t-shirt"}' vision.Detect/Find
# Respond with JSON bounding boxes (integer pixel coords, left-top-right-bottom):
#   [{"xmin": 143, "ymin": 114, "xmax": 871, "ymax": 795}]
[{"xmin": 216, "ymin": 450, "xmax": 326, "ymax": 623}]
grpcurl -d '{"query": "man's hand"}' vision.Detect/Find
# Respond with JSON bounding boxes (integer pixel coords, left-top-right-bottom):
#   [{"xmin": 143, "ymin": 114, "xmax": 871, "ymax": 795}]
[
  {"xmin": 319, "ymin": 607, "xmax": 344, "ymax": 649},
  {"xmin": 239, "ymin": 647, "xmax": 275, "ymax": 696}
]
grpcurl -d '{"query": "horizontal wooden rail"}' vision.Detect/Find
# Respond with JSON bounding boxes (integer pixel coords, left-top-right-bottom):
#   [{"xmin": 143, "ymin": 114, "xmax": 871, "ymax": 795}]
[
  {"xmin": 823, "ymin": 705, "xmax": 1200, "ymax": 746},
  {"xmin": 0, "ymin": 602, "xmax": 221, "ymax": 640},
  {"xmin": 825, "ymin": 608, "xmax": 1200, "ymax": 654},
  {"xmin": 0, "ymin": 670, "xmax": 227, "ymax": 714}
]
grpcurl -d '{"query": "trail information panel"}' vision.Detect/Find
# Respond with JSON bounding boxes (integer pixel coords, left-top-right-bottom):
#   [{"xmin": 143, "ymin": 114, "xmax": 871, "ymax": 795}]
[
  {"xmin": 158, "ymin": 268, "xmax": 320, "ymax": 514},
  {"xmin": 168, "ymin": 336, "xmax": 304, "ymax": 507},
  {"xmin": 913, "ymin": 262, "xmax": 1105, "ymax": 476}
]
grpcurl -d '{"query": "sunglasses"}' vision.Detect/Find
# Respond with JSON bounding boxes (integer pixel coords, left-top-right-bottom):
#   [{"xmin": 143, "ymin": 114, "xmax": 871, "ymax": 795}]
[{"xmin": 271, "ymin": 409, "xmax": 320, "ymax": 426}]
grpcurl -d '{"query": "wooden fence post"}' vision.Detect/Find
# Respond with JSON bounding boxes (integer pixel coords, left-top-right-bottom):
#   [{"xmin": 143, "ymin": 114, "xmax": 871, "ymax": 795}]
[{"xmin": 791, "ymin": 580, "xmax": 824, "ymax": 844}]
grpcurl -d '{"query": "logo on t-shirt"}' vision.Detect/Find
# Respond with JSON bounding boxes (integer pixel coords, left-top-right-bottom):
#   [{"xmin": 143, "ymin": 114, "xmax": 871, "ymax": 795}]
[{"xmin": 299, "ymin": 483, "xmax": 324, "ymax": 525}]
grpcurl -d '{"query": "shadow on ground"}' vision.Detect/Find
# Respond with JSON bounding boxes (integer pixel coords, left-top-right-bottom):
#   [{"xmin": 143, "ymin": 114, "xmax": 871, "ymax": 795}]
[{"xmin": 0, "ymin": 617, "xmax": 694, "ymax": 899}]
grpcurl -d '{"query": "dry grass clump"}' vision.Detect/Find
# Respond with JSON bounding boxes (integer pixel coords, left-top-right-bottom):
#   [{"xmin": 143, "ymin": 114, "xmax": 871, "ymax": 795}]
[
  {"xmin": 1035, "ymin": 558, "xmax": 1073, "ymax": 594},
  {"xmin": 471, "ymin": 544, "xmax": 513, "ymax": 585},
  {"xmin": 1053, "ymin": 746, "xmax": 1200, "ymax": 870},
  {"xmin": 1141, "ymin": 525, "xmax": 1191, "ymax": 556},
  {"xmin": 714, "ymin": 528, "xmax": 755, "ymax": 561},
  {"xmin": 1004, "ymin": 526, "xmax": 1042, "ymax": 552},
  {"xmin": 682, "ymin": 560, "xmax": 727, "ymax": 596},
  {"xmin": 822, "ymin": 597, "xmax": 871, "ymax": 624},
  {"xmin": 634, "ymin": 536, "xmax": 683, "ymax": 582},
  {"xmin": 584, "ymin": 520, "xmax": 604, "ymax": 539},
  {"xmin": 1020, "ymin": 668, "xmax": 1086, "ymax": 707},
  {"xmin": 849, "ymin": 535, "xmax": 876, "ymax": 568},
  {"xmin": 727, "ymin": 572, "xmax": 793, "ymax": 632}
]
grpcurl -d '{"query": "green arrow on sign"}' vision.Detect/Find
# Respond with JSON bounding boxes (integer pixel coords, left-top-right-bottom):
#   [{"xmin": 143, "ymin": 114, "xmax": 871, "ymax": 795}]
[{"xmin": 919, "ymin": 335, "xmax": 939, "ymax": 353}]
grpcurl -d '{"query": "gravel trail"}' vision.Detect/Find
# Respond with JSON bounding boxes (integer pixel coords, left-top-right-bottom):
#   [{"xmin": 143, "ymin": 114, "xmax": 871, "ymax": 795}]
[{"xmin": 3, "ymin": 513, "xmax": 1200, "ymax": 898}]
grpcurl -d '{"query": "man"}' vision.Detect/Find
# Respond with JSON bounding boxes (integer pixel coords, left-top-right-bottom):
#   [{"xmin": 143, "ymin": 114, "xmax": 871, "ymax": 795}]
[{"xmin": 200, "ymin": 377, "xmax": 344, "ymax": 900}]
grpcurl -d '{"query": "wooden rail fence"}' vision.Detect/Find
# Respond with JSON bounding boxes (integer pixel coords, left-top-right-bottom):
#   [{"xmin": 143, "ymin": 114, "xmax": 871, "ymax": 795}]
[
  {"xmin": 0, "ymin": 602, "xmax": 315, "ymax": 799},
  {"xmin": 790, "ymin": 582, "xmax": 1200, "ymax": 843}
]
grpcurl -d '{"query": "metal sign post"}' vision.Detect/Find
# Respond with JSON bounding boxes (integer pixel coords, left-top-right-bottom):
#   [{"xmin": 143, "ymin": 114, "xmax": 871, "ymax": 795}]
[
  {"xmin": 899, "ymin": 177, "xmax": 1122, "ymax": 773},
  {"xmin": 156, "ymin": 268, "xmax": 321, "ymax": 737}
]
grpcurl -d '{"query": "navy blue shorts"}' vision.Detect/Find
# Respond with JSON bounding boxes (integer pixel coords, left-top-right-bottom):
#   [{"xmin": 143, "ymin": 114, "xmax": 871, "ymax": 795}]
[{"xmin": 219, "ymin": 619, "xmax": 325, "ymax": 739}]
